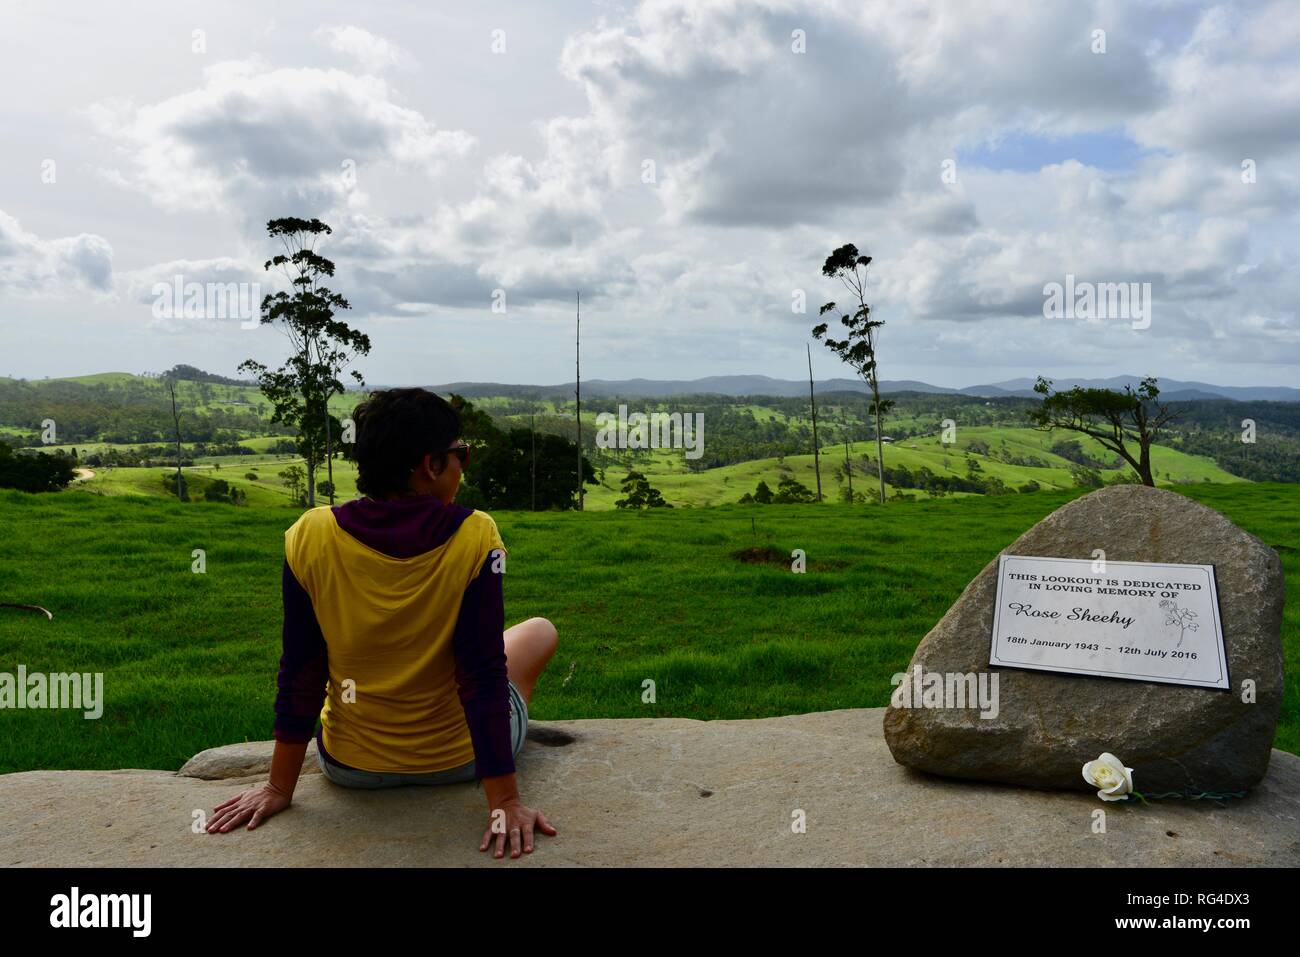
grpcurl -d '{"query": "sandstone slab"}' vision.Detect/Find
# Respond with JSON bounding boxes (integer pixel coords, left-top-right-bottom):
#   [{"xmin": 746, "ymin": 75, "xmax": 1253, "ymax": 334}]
[
  {"xmin": 884, "ymin": 485, "xmax": 1285, "ymax": 793},
  {"xmin": 179, "ymin": 739, "xmax": 321, "ymax": 780},
  {"xmin": 3, "ymin": 710, "xmax": 1299, "ymax": 867}
]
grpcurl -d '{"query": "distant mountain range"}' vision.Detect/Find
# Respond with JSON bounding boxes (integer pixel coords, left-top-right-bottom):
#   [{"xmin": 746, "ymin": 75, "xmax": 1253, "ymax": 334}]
[
  {"xmin": 20, "ymin": 369, "xmax": 1298, "ymax": 403},
  {"xmin": 422, "ymin": 374, "xmax": 1300, "ymax": 403}
]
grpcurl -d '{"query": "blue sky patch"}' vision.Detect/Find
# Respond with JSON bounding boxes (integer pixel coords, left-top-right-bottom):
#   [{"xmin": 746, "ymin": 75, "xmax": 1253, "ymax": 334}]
[{"xmin": 958, "ymin": 128, "xmax": 1158, "ymax": 172}]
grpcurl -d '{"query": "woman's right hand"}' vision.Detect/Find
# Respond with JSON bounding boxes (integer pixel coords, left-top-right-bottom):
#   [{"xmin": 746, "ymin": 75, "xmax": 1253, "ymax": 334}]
[{"xmin": 480, "ymin": 798, "xmax": 557, "ymax": 859}]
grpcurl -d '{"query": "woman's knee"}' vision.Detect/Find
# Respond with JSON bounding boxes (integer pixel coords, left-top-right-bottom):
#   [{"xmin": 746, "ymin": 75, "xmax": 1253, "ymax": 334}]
[{"xmin": 527, "ymin": 617, "xmax": 558, "ymax": 656}]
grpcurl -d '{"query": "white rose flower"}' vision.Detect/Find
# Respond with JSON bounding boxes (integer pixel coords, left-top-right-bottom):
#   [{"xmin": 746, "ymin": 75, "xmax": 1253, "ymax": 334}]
[{"xmin": 1082, "ymin": 752, "xmax": 1134, "ymax": 801}]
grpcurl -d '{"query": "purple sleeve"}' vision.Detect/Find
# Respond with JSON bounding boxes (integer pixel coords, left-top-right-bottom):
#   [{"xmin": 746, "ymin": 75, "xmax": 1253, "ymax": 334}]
[
  {"xmin": 452, "ymin": 553, "xmax": 514, "ymax": 779},
  {"xmin": 273, "ymin": 560, "xmax": 328, "ymax": 743}
]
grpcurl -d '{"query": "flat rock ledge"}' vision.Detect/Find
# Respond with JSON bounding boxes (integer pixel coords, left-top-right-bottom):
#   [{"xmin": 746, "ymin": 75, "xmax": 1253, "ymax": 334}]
[{"xmin": 4, "ymin": 709, "xmax": 1299, "ymax": 867}]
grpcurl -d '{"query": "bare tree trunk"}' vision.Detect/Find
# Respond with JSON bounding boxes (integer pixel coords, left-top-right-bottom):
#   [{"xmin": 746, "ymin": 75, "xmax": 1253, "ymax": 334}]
[
  {"xmin": 1139, "ymin": 440, "xmax": 1154, "ymax": 486},
  {"xmin": 531, "ymin": 410, "xmax": 537, "ymax": 511},
  {"xmin": 306, "ymin": 448, "xmax": 316, "ymax": 508},
  {"xmin": 845, "ymin": 430, "xmax": 853, "ymax": 501},
  {"xmin": 575, "ymin": 291, "xmax": 583, "ymax": 511},
  {"xmin": 807, "ymin": 343, "xmax": 822, "ymax": 502},
  {"xmin": 167, "ymin": 381, "xmax": 185, "ymax": 502},
  {"xmin": 325, "ymin": 409, "xmax": 334, "ymax": 505},
  {"xmin": 305, "ymin": 395, "xmax": 316, "ymax": 508},
  {"xmin": 870, "ymin": 374, "xmax": 886, "ymax": 504}
]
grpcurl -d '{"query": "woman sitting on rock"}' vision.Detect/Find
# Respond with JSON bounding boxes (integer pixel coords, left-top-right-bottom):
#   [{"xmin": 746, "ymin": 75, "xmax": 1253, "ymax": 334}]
[{"xmin": 205, "ymin": 387, "xmax": 559, "ymax": 860}]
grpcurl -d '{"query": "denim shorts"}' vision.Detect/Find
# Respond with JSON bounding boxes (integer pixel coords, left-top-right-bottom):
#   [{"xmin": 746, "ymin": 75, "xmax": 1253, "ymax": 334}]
[{"xmin": 317, "ymin": 680, "xmax": 528, "ymax": 788}]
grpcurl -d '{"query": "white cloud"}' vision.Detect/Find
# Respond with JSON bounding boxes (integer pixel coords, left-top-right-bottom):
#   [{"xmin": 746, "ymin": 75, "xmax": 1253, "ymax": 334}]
[
  {"xmin": 0, "ymin": 210, "xmax": 113, "ymax": 296},
  {"xmin": 86, "ymin": 60, "xmax": 475, "ymax": 225},
  {"xmin": 1139, "ymin": 2, "xmax": 1300, "ymax": 159},
  {"xmin": 315, "ymin": 25, "xmax": 410, "ymax": 74}
]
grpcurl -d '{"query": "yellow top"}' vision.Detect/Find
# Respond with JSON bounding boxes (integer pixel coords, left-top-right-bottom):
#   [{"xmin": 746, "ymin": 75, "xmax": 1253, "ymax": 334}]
[{"xmin": 283, "ymin": 504, "xmax": 506, "ymax": 773}]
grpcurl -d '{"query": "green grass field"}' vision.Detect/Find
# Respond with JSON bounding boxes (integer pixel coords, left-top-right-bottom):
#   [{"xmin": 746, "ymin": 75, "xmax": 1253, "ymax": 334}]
[
  {"xmin": 0, "ymin": 483, "xmax": 1295, "ymax": 774},
  {"xmin": 585, "ymin": 427, "xmax": 1244, "ymax": 508},
  {"xmin": 6, "ymin": 371, "xmax": 1254, "ymax": 514},
  {"xmin": 59, "ymin": 422, "xmax": 1242, "ymax": 514},
  {"xmin": 75, "ymin": 457, "xmax": 360, "ymax": 507}
]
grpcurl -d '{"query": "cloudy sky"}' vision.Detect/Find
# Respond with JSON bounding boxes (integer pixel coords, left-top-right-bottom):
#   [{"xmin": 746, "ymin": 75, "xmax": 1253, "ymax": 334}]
[{"xmin": 2, "ymin": 0, "xmax": 1297, "ymax": 388}]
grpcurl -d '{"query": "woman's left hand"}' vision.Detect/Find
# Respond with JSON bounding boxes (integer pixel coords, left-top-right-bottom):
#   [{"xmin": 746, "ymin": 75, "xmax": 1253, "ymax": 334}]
[{"xmin": 205, "ymin": 782, "xmax": 293, "ymax": 833}]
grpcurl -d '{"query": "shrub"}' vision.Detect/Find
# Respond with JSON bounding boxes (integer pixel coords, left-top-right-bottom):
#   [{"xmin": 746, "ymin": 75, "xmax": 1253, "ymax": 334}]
[
  {"xmin": 0, "ymin": 441, "xmax": 76, "ymax": 492},
  {"xmin": 1071, "ymin": 466, "xmax": 1104, "ymax": 489},
  {"xmin": 773, "ymin": 477, "xmax": 815, "ymax": 503},
  {"xmin": 615, "ymin": 471, "xmax": 672, "ymax": 509}
]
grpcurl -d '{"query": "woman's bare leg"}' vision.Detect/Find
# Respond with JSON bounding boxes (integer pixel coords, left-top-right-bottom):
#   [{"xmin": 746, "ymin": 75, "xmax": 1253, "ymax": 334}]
[{"xmin": 504, "ymin": 617, "xmax": 558, "ymax": 706}]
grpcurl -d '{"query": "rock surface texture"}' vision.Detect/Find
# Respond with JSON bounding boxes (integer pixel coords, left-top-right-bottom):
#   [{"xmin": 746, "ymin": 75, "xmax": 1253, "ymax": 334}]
[
  {"xmin": 4, "ymin": 710, "xmax": 1299, "ymax": 867},
  {"xmin": 884, "ymin": 485, "xmax": 1285, "ymax": 793}
]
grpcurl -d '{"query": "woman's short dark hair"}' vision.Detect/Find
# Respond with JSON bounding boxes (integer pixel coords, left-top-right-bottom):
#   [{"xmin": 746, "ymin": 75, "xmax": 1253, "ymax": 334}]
[{"xmin": 352, "ymin": 388, "xmax": 461, "ymax": 499}]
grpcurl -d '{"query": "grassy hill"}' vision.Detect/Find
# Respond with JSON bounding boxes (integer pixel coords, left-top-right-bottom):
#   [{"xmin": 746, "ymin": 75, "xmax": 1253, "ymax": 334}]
[
  {"xmin": 584, "ymin": 427, "xmax": 1245, "ymax": 509},
  {"xmin": 0, "ymin": 370, "xmax": 362, "ymax": 431},
  {"xmin": 0, "ymin": 370, "xmax": 1280, "ymax": 510},
  {"xmin": 50, "ymin": 372, "xmax": 143, "ymax": 386},
  {"xmin": 0, "ymin": 483, "xmax": 1295, "ymax": 773},
  {"xmin": 59, "ymin": 423, "xmax": 1245, "ymax": 512}
]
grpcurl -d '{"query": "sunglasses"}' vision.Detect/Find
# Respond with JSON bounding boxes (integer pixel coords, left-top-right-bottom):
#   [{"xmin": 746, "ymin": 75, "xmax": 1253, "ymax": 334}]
[{"xmin": 445, "ymin": 441, "xmax": 470, "ymax": 468}]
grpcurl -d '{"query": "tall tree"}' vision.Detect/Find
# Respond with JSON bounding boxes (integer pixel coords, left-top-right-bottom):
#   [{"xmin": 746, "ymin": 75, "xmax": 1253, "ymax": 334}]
[
  {"xmin": 278, "ymin": 464, "xmax": 306, "ymax": 505},
  {"xmin": 165, "ymin": 378, "xmax": 185, "ymax": 501},
  {"xmin": 805, "ymin": 343, "xmax": 823, "ymax": 501},
  {"xmin": 814, "ymin": 243, "xmax": 891, "ymax": 504},
  {"xmin": 239, "ymin": 217, "xmax": 370, "ymax": 508},
  {"xmin": 1029, "ymin": 376, "xmax": 1179, "ymax": 487}
]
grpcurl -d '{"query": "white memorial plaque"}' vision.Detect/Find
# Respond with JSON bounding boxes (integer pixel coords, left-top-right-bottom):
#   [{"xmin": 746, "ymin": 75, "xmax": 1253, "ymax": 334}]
[{"xmin": 989, "ymin": 555, "xmax": 1228, "ymax": 689}]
